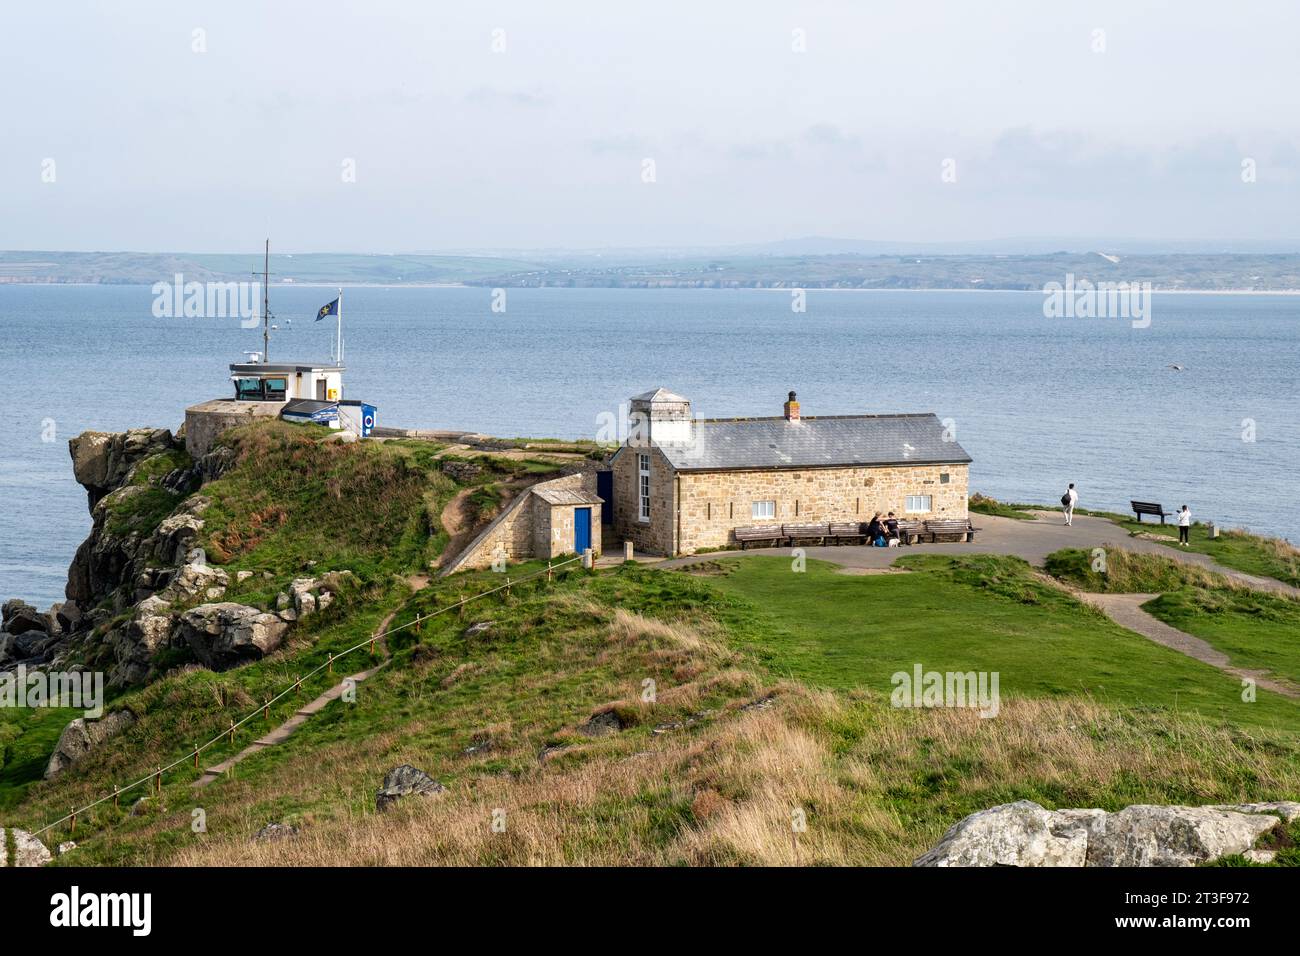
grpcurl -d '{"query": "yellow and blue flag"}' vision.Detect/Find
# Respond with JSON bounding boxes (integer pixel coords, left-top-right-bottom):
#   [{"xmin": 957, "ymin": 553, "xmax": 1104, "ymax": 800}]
[{"xmin": 314, "ymin": 298, "xmax": 339, "ymax": 322}]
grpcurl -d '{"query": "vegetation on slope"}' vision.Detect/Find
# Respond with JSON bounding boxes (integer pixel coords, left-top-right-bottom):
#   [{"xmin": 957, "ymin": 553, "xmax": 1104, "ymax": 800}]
[
  {"xmin": 1145, "ymin": 588, "xmax": 1300, "ymax": 688},
  {"xmin": 1044, "ymin": 546, "xmax": 1228, "ymax": 594},
  {"xmin": 1118, "ymin": 521, "xmax": 1300, "ymax": 588},
  {"xmin": 8, "ymin": 562, "xmax": 1296, "ymax": 867}
]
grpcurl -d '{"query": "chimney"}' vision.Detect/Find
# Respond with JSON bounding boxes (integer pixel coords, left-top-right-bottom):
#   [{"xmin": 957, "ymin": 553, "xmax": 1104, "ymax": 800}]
[{"xmin": 783, "ymin": 390, "xmax": 800, "ymax": 421}]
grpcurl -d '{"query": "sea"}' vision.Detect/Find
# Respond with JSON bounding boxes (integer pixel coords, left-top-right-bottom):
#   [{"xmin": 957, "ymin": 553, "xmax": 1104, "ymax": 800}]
[{"xmin": 1, "ymin": 285, "xmax": 1296, "ymax": 609}]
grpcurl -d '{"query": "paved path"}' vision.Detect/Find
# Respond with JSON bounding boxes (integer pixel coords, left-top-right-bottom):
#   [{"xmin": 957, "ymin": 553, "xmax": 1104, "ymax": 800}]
[
  {"xmin": 192, "ymin": 574, "xmax": 430, "ymax": 789},
  {"xmin": 1073, "ymin": 591, "xmax": 1299, "ymax": 698}
]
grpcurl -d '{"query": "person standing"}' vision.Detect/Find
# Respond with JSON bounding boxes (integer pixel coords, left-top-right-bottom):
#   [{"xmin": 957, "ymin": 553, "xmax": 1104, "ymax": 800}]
[
  {"xmin": 1061, "ymin": 483, "xmax": 1078, "ymax": 526},
  {"xmin": 1177, "ymin": 505, "xmax": 1191, "ymax": 546}
]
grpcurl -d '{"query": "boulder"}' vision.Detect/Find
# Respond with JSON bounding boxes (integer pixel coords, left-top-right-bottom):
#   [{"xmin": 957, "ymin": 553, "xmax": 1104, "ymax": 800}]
[
  {"xmin": 914, "ymin": 800, "xmax": 1089, "ymax": 867},
  {"xmin": 163, "ymin": 562, "xmax": 229, "ymax": 602},
  {"xmin": 107, "ymin": 595, "xmax": 176, "ymax": 686},
  {"xmin": 0, "ymin": 828, "xmax": 52, "ymax": 867},
  {"xmin": 54, "ymin": 601, "xmax": 83, "ymax": 633},
  {"xmin": 375, "ymin": 764, "xmax": 446, "ymax": 812},
  {"xmin": 253, "ymin": 822, "xmax": 300, "ymax": 842},
  {"xmin": 45, "ymin": 710, "xmax": 138, "ymax": 779},
  {"xmin": 2, "ymin": 600, "xmax": 47, "ymax": 636},
  {"xmin": 915, "ymin": 800, "xmax": 1286, "ymax": 868},
  {"xmin": 577, "ymin": 710, "xmax": 624, "ymax": 738},
  {"xmin": 178, "ymin": 603, "xmax": 288, "ymax": 670}
]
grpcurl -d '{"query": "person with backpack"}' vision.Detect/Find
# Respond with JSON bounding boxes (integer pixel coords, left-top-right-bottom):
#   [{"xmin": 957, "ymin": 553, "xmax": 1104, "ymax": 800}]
[
  {"xmin": 1177, "ymin": 505, "xmax": 1191, "ymax": 546},
  {"xmin": 1061, "ymin": 483, "xmax": 1078, "ymax": 526}
]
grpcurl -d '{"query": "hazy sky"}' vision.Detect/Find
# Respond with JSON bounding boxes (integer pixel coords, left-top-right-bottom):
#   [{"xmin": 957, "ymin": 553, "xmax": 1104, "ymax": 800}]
[{"xmin": 3, "ymin": 1, "xmax": 1298, "ymax": 252}]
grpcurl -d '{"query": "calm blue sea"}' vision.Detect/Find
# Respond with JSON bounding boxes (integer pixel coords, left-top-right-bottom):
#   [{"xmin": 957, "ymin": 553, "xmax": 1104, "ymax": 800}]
[{"xmin": 2, "ymin": 285, "xmax": 1296, "ymax": 608}]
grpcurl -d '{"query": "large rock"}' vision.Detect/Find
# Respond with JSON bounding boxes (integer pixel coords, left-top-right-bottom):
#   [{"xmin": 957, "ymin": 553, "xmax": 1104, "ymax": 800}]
[
  {"xmin": 375, "ymin": 764, "xmax": 445, "ymax": 812},
  {"xmin": 44, "ymin": 710, "xmax": 137, "ymax": 779},
  {"xmin": 0, "ymin": 828, "xmax": 52, "ymax": 867},
  {"xmin": 69, "ymin": 428, "xmax": 175, "ymax": 509},
  {"xmin": 915, "ymin": 800, "xmax": 1286, "ymax": 868},
  {"xmin": 178, "ymin": 603, "xmax": 288, "ymax": 670},
  {"xmin": 106, "ymin": 595, "xmax": 177, "ymax": 686},
  {"xmin": 2, "ymin": 600, "xmax": 47, "ymax": 636}
]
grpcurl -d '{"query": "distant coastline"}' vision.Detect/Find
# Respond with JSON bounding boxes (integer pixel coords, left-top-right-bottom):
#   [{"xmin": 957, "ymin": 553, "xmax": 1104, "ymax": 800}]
[{"xmin": 7, "ymin": 249, "xmax": 1300, "ymax": 294}]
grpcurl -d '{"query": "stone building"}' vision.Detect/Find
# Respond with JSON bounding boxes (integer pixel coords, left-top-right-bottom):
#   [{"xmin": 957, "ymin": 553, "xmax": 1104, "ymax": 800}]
[
  {"xmin": 442, "ymin": 472, "xmax": 603, "ymax": 574},
  {"xmin": 610, "ymin": 388, "xmax": 971, "ymax": 556}
]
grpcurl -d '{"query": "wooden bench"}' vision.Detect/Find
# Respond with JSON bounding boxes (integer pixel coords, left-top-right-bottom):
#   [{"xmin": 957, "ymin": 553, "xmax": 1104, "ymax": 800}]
[
  {"xmin": 895, "ymin": 519, "xmax": 927, "ymax": 545},
  {"xmin": 828, "ymin": 521, "xmax": 865, "ymax": 544},
  {"xmin": 924, "ymin": 518, "xmax": 979, "ymax": 543},
  {"xmin": 1131, "ymin": 500, "xmax": 1172, "ymax": 524},
  {"xmin": 783, "ymin": 523, "xmax": 830, "ymax": 545},
  {"xmin": 733, "ymin": 525, "xmax": 784, "ymax": 549}
]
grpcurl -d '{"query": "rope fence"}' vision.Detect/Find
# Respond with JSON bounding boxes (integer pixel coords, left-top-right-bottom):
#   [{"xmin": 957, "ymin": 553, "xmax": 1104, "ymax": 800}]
[{"xmin": 29, "ymin": 554, "xmax": 587, "ymax": 841}]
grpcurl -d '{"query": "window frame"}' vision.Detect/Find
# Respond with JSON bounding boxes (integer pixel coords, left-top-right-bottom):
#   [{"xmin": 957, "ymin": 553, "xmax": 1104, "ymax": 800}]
[
  {"xmin": 751, "ymin": 499, "xmax": 776, "ymax": 520},
  {"xmin": 905, "ymin": 494, "xmax": 933, "ymax": 514},
  {"xmin": 637, "ymin": 453, "xmax": 651, "ymax": 523}
]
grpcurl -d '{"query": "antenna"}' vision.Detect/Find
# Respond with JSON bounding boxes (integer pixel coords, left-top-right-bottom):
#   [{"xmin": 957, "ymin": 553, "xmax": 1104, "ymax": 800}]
[
  {"xmin": 249, "ymin": 239, "xmax": 277, "ymax": 363},
  {"xmin": 262, "ymin": 240, "xmax": 270, "ymax": 363}
]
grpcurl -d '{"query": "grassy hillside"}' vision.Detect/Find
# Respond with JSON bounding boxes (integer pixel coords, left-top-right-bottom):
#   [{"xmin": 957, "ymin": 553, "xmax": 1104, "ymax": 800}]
[
  {"xmin": 3, "ymin": 560, "xmax": 1292, "ymax": 866},
  {"xmin": 5, "ymin": 422, "xmax": 1299, "ymax": 866}
]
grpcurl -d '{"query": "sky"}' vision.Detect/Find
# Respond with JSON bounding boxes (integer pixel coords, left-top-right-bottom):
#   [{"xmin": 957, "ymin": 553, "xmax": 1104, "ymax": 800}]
[{"xmin": 2, "ymin": 0, "xmax": 1299, "ymax": 253}]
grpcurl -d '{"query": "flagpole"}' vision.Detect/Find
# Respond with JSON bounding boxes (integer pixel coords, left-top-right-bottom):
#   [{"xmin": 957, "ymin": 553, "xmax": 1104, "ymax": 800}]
[{"xmin": 336, "ymin": 287, "xmax": 343, "ymax": 366}]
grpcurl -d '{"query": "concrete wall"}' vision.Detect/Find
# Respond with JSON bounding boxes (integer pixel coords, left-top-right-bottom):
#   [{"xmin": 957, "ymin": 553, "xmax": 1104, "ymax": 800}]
[{"xmin": 183, "ymin": 400, "xmax": 285, "ymax": 458}]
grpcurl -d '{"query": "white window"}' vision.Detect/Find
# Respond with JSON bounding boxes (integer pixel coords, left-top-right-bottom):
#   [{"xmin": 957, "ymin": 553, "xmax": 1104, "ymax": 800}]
[
  {"xmin": 638, "ymin": 454, "xmax": 651, "ymax": 522},
  {"xmin": 905, "ymin": 495, "xmax": 933, "ymax": 513},
  {"xmin": 751, "ymin": 500, "xmax": 776, "ymax": 520}
]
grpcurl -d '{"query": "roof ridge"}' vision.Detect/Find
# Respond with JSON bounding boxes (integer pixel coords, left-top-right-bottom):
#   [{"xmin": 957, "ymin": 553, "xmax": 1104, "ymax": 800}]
[{"xmin": 693, "ymin": 412, "xmax": 938, "ymax": 424}]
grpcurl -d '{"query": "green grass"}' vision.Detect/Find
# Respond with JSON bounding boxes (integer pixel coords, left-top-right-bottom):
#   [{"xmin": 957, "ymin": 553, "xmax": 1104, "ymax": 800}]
[
  {"xmin": 968, "ymin": 493, "xmax": 1036, "ymax": 520},
  {"xmin": 1145, "ymin": 588, "xmax": 1300, "ymax": 687},
  {"xmin": 0, "ymin": 707, "xmax": 82, "ymax": 811},
  {"xmin": 693, "ymin": 554, "xmax": 1300, "ymax": 731},
  {"xmin": 199, "ymin": 421, "xmax": 455, "ymax": 583},
  {"xmin": 1117, "ymin": 521, "xmax": 1300, "ymax": 588},
  {"xmin": 1044, "ymin": 547, "xmax": 1225, "ymax": 593}
]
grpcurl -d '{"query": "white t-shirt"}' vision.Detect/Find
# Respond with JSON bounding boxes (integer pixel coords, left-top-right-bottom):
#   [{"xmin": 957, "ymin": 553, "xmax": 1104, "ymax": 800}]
[
  {"xmin": 1066, "ymin": 488, "xmax": 1078, "ymax": 506},
  {"xmin": 1178, "ymin": 509, "xmax": 1191, "ymax": 526}
]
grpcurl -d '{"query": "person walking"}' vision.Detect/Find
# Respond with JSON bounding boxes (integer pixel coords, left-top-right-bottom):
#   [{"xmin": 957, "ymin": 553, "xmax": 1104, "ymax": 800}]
[
  {"xmin": 1177, "ymin": 505, "xmax": 1191, "ymax": 546},
  {"xmin": 1061, "ymin": 483, "xmax": 1078, "ymax": 526}
]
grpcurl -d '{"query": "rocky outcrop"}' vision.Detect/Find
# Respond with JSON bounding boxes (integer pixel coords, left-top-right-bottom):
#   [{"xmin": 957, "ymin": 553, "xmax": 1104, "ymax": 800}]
[
  {"xmin": 44, "ymin": 710, "xmax": 137, "ymax": 779},
  {"xmin": 914, "ymin": 799, "xmax": 1296, "ymax": 867},
  {"xmin": 0, "ymin": 828, "xmax": 52, "ymax": 867},
  {"xmin": 177, "ymin": 603, "xmax": 289, "ymax": 670},
  {"xmin": 64, "ymin": 430, "xmax": 196, "ymax": 612},
  {"xmin": 69, "ymin": 428, "xmax": 175, "ymax": 509},
  {"xmin": 2, "ymin": 599, "xmax": 47, "ymax": 635},
  {"xmin": 375, "ymin": 765, "xmax": 445, "ymax": 812}
]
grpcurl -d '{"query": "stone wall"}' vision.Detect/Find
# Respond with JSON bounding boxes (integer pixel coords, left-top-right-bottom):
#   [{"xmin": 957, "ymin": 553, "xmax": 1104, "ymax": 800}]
[
  {"xmin": 611, "ymin": 451, "xmax": 969, "ymax": 556},
  {"xmin": 677, "ymin": 463, "xmax": 968, "ymax": 553},
  {"xmin": 610, "ymin": 445, "xmax": 676, "ymax": 555},
  {"xmin": 445, "ymin": 471, "xmax": 602, "ymax": 573}
]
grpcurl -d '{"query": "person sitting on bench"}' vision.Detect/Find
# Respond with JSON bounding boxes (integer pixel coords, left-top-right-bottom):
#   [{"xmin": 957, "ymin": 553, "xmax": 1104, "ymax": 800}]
[
  {"xmin": 885, "ymin": 512, "xmax": 900, "ymax": 546},
  {"xmin": 865, "ymin": 512, "xmax": 886, "ymax": 546}
]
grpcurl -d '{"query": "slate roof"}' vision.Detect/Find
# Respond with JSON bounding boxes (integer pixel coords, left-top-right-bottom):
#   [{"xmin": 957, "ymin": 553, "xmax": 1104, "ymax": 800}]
[
  {"xmin": 650, "ymin": 414, "xmax": 971, "ymax": 472},
  {"xmin": 630, "ymin": 387, "xmax": 690, "ymax": 403},
  {"xmin": 532, "ymin": 487, "xmax": 603, "ymax": 506}
]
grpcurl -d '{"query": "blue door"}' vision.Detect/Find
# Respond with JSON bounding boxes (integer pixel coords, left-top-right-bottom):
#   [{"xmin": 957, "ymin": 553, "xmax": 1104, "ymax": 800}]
[{"xmin": 574, "ymin": 507, "xmax": 592, "ymax": 554}]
